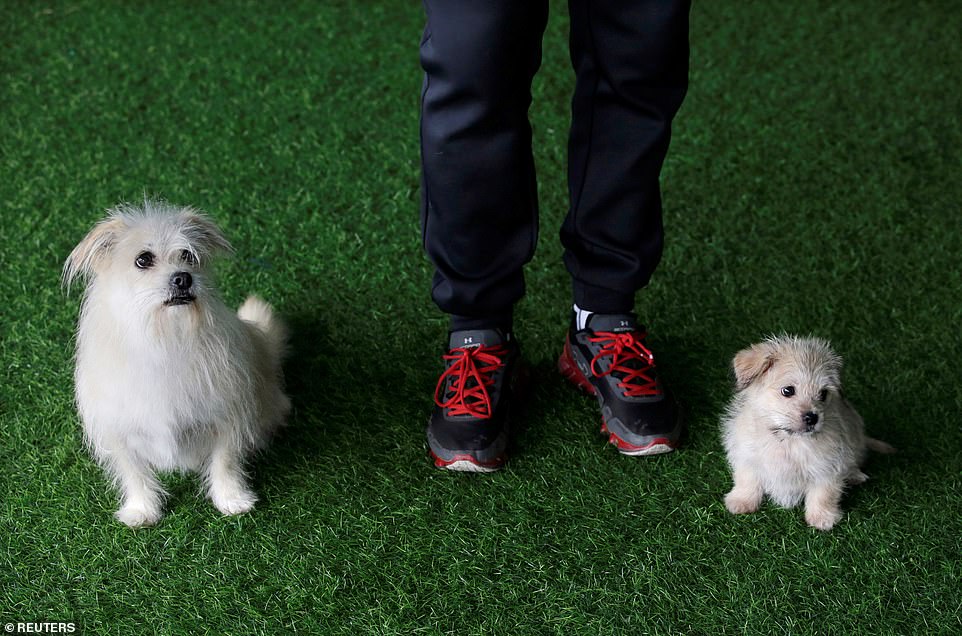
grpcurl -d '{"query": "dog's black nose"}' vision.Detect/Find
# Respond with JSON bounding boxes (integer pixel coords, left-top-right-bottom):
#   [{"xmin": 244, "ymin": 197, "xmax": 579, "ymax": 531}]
[
  {"xmin": 171, "ymin": 271, "xmax": 193, "ymax": 291},
  {"xmin": 803, "ymin": 411, "xmax": 819, "ymax": 429}
]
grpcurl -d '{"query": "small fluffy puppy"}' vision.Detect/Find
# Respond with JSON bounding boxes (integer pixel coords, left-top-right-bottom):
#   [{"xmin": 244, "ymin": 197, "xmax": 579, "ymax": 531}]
[
  {"xmin": 64, "ymin": 200, "xmax": 290, "ymax": 527},
  {"xmin": 721, "ymin": 336, "xmax": 894, "ymax": 530}
]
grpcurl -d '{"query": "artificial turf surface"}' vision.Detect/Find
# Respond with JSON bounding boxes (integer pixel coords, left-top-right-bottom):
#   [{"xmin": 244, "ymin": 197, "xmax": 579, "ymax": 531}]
[{"xmin": 2, "ymin": 1, "xmax": 960, "ymax": 634}]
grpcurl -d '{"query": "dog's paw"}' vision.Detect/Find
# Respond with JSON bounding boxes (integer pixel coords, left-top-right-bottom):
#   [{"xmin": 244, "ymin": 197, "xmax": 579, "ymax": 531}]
[
  {"xmin": 115, "ymin": 504, "xmax": 162, "ymax": 528},
  {"xmin": 805, "ymin": 506, "xmax": 842, "ymax": 531},
  {"xmin": 211, "ymin": 488, "xmax": 257, "ymax": 516},
  {"xmin": 725, "ymin": 490, "xmax": 761, "ymax": 515}
]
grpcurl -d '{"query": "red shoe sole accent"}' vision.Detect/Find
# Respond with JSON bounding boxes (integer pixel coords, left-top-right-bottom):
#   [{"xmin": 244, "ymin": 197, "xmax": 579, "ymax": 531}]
[
  {"xmin": 558, "ymin": 338, "xmax": 597, "ymax": 395},
  {"xmin": 600, "ymin": 421, "xmax": 676, "ymax": 455},
  {"xmin": 430, "ymin": 449, "xmax": 505, "ymax": 472}
]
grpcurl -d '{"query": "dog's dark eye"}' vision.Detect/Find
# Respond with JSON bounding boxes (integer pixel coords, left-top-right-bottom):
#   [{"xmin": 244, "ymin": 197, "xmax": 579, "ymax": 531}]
[
  {"xmin": 180, "ymin": 250, "xmax": 196, "ymax": 266},
  {"xmin": 135, "ymin": 252, "xmax": 155, "ymax": 269},
  {"xmin": 819, "ymin": 389, "xmax": 829, "ymax": 401},
  {"xmin": 781, "ymin": 386, "xmax": 796, "ymax": 398}
]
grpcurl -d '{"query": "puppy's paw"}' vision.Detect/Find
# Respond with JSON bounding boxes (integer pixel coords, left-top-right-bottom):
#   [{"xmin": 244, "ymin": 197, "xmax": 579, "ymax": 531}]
[
  {"xmin": 211, "ymin": 488, "xmax": 258, "ymax": 516},
  {"xmin": 115, "ymin": 504, "xmax": 163, "ymax": 528},
  {"xmin": 725, "ymin": 490, "xmax": 761, "ymax": 515},
  {"xmin": 805, "ymin": 505, "xmax": 842, "ymax": 531}
]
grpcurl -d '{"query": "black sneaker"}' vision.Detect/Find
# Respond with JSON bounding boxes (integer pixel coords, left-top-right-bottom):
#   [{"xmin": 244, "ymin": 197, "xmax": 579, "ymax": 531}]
[
  {"xmin": 558, "ymin": 312, "xmax": 681, "ymax": 455},
  {"xmin": 428, "ymin": 329, "xmax": 521, "ymax": 472}
]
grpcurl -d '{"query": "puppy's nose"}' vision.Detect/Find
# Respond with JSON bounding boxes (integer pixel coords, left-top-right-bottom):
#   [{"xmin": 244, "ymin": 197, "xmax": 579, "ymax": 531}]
[
  {"xmin": 803, "ymin": 411, "xmax": 819, "ymax": 430},
  {"xmin": 171, "ymin": 271, "xmax": 193, "ymax": 291}
]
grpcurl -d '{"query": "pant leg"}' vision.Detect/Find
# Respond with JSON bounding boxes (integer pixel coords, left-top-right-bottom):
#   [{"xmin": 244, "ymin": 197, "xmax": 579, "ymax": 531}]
[
  {"xmin": 420, "ymin": 0, "xmax": 549, "ymax": 330},
  {"xmin": 563, "ymin": 0, "xmax": 691, "ymax": 313}
]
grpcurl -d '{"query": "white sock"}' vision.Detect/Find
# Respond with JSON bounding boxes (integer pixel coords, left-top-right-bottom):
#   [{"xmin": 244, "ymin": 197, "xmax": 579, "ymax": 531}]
[{"xmin": 573, "ymin": 303, "xmax": 593, "ymax": 330}]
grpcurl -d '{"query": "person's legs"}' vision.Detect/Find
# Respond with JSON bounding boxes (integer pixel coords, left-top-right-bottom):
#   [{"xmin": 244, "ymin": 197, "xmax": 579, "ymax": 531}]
[
  {"xmin": 420, "ymin": 0, "xmax": 549, "ymax": 332},
  {"xmin": 559, "ymin": 0, "xmax": 690, "ymax": 455},
  {"xmin": 564, "ymin": 0, "xmax": 690, "ymax": 313},
  {"xmin": 420, "ymin": 1, "xmax": 548, "ymax": 471}
]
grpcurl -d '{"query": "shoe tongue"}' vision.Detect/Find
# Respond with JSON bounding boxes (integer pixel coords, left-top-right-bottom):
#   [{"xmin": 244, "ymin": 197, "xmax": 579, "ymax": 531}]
[
  {"xmin": 448, "ymin": 328, "xmax": 507, "ymax": 350},
  {"xmin": 586, "ymin": 313, "xmax": 638, "ymax": 334}
]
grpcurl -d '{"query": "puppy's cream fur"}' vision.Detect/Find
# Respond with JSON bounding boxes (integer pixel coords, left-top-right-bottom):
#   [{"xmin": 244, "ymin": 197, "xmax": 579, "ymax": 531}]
[
  {"xmin": 721, "ymin": 336, "xmax": 893, "ymax": 530},
  {"xmin": 64, "ymin": 200, "xmax": 290, "ymax": 527}
]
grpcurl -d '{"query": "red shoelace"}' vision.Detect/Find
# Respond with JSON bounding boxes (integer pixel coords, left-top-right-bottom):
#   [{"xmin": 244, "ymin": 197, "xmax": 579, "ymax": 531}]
[
  {"xmin": 588, "ymin": 331, "xmax": 661, "ymax": 398},
  {"xmin": 434, "ymin": 344, "xmax": 508, "ymax": 418}
]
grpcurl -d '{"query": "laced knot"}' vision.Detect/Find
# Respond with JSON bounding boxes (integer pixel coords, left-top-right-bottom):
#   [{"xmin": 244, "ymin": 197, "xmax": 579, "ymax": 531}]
[
  {"xmin": 589, "ymin": 331, "xmax": 660, "ymax": 397},
  {"xmin": 434, "ymin": 344, "xmax": 507, "ymax": 418}
]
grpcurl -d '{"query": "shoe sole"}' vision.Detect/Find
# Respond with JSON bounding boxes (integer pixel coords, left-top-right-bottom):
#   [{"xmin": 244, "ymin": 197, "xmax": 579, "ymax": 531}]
[
  {"xmin": 429, "ymin": 449, "xmax": 504, "ymax": 473},
  {"xmin": 558, "ymin": 338, "xmax": 678, "ymax": 456},
  {"xmin": 428, "ymin": 430, "xmax": 508, "ymax": 473}
]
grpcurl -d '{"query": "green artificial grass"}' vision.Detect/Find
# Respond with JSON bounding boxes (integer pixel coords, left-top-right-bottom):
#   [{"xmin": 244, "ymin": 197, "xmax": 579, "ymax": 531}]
[{"xmin": 2, "ymin": 1, "xmax": 961, "ymax": 634}]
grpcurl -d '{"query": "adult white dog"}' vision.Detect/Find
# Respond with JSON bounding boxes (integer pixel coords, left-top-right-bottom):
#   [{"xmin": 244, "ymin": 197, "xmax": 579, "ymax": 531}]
[{"xmin": 64, "ymin": 200, "xmax": 289, "ymax": 527}]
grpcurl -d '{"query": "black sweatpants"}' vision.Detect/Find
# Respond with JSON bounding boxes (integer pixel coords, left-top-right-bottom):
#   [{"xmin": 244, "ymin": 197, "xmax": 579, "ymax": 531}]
[{"xmin": 419, "ymin": 0, "xmax": 690, "ymax": 330}]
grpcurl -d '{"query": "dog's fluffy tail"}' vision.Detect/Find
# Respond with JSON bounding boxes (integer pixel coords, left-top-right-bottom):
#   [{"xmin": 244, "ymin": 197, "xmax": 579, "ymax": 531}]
[
  {"xmin": 238, "ymin": 295, "xmax": 288, "ymax": 357},
  {"xmin": 867, "ymin": 437, "xmax": 897, "ymax": 454}
]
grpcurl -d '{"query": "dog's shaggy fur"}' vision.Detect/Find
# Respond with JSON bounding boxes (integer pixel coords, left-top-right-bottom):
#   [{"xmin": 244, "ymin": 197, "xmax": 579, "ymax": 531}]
[
  {"xmin": 64, "ymin": 200, "xmax": 289, "ymax": 527},
  {"xmin": 721, "ymin": 335, "xmax": 894, "ymax": 530}
]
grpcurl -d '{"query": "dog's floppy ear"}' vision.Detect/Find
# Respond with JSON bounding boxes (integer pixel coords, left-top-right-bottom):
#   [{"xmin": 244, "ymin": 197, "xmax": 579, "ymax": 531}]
[
  {"xmin": 62, "ymin": 214, "xmax": 127, "ymax": 289},
  {"xmin": 180, "ymin": 210, "xmax": 233, "ymax": 260},
  {"xmin": 732, "ymin": 342, "xmax": 777, "ymax": 390}
]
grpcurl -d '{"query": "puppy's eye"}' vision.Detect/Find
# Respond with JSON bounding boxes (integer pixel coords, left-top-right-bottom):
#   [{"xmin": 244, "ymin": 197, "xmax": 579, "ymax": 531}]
[
  {"xmin": 781, "ymin": 386, "xmax": 796, "ymax": 398},
  {"xmin": 135, "ymin": 252, "xmax": 155, "ymax": 269},
  {"xmin": 819, "ymin": 389, "xmax": 829, "ymax": 401},
  {"xmin": 180, "ymin": 250, "xmax": 196, "ymax": 266}
]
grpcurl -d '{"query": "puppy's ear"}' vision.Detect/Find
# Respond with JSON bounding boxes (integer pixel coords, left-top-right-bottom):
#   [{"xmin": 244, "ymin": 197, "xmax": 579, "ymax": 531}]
[
  {"xmin": 62, "ymin": 215, "xmax": 127, "ymax": 289},
  {"xmin": 732, "ymin": 342, "xmax": 777, "ymax": 391},
  {"xmin": 181, "ymin": 211, "xmax": 233, "ymax": 259}
]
